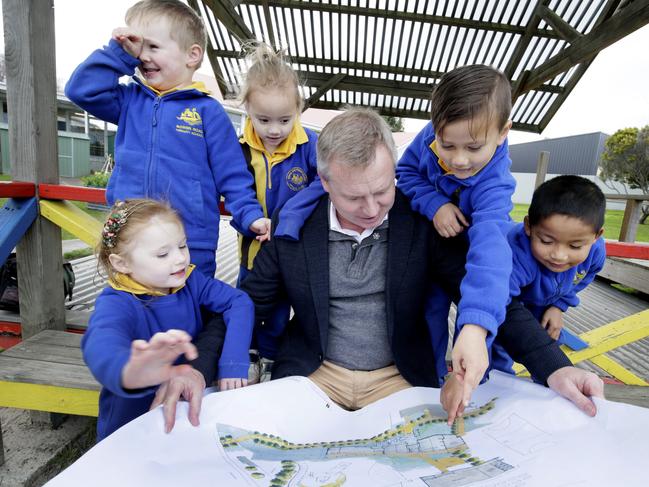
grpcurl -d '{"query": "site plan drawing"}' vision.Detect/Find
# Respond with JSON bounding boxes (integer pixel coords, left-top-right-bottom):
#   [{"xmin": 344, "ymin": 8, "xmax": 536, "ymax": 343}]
[{"xmin": 47, "ymin": 372, "xmax": 649, "ymax": 487}]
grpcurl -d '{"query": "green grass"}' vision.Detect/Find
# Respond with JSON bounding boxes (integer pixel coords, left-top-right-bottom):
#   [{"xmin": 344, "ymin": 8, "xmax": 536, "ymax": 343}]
[{"xmin": 511, "ymin": 203, "xmax": 649, "ymax": 243}]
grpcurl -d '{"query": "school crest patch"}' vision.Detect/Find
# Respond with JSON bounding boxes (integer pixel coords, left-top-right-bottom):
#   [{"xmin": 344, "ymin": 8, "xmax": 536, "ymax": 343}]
[
  {"xmin": 286, "ymin": 167, "xmax": 308, "ymax": 191},
  {"xmin": 573, "ymin": 270, "xmax": 587, "ymax": 285},
  {"xmin": 175, "ymin": 107, "xmax": 204, "ymax": 137}
]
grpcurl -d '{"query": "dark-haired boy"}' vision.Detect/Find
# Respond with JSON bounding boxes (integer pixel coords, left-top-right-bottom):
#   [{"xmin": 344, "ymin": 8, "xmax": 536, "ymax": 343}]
[
  {"xmin": 492, "ymin": 175, "xmax": 606, "ymax": 372},
  {"xmin": 442, "ymin": 176, "xmax": 606, "ymax": 422},
  {"xmin": 396, "ymin": 64, "xmax": 516, "ymax": 392}
]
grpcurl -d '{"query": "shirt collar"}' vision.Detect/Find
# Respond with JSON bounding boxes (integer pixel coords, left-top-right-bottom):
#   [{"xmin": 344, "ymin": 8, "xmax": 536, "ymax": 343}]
[
  {"xmin": 108, "ymin": 265, "xmax": 195, "ymax": 296},
  {"xmin": 241, "ymin": 117, "xmax": 308, "ymax": 161},
  {"xmin": 141, "ymin": 80, "xmax": 210, "ymax": 97},
  {"xmin": 328, "ymin": 201, "xmax": 388, "ymax": 244}
]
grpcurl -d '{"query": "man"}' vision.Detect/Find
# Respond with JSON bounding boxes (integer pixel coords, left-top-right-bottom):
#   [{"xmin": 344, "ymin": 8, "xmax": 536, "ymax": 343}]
[{"xmin": 155, "ymin": 109, "xmax": 603, "ymax": 430}]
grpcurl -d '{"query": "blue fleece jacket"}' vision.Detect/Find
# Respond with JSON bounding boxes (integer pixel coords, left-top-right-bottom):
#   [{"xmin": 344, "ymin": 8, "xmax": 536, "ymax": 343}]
[
  {"xmin": 239, "ymin": 119, "xmax": 318, "ymax": 267},
  {"xmin": 396, "ymin": 121, "xmax": 516, "ymax": 342},
  {"xmin": 65, "ymin": 40, "xmax": 264, "ymax": 253},
  {"xmin": 82, "ymin": 270, "xmax": 253, "ymax": 441},
  {"xmin": 508, "ymin": 223, "xmax": 606, "ymax": 319}
]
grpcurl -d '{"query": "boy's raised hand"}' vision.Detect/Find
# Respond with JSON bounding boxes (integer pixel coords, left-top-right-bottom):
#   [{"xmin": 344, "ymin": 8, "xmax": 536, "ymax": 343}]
[
  {"xmin": 541, "ymin": 306, "xmax": 564, "ymax": 340},
  {"xmin": 218, "ymin": 377, "xmax": 248, "ymax": 391},
  {"xmin": 450, "ymin": 324, "xmax": 489, "ymax": 409},
  {"xmin": 121, "ymin": 330, "xmax": 198, "ymax": 390},
  {"xmin": 111, "ymin": 27, "xmax": 144, "ymax": 58},
  {"xmin": 440, "ymin": 373, "xmax": 466, "ymax": 425},
  {"xmin": 250, "ymin": 217, "xmax": 272, "ymax": 242},
  {"xmin": 433, "ymin": 203, "xmax": 469, "ymax": 238}
]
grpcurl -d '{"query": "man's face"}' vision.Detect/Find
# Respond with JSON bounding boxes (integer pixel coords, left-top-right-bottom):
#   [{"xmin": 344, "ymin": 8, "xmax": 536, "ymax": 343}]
[{"xmin": 321, "ymin": 144, "xmax": 396, "ymax": 233}]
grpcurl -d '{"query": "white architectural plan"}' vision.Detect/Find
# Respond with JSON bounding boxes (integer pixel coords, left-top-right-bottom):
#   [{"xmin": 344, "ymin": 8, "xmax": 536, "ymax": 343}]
[{"xmin": 47, "ymin": 372, "xmax": 649, "ymax": 486}]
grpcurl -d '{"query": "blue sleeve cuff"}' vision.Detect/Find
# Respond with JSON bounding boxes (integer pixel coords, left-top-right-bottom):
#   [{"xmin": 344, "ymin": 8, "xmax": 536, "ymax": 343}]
[
  {"xmin": 274, "ymin": 217, "xmax": 303, "ymax": 240},
  {"xmin": 456, "ymin": 310, "xmax": 499, "ymax": 346},
  {"xmin": 107, "ymin": 39, "xmax": 141, "ymax": 71},
  {"xmin": 217, "ymin": 359, "xmax": 250, "ymax": 379}
]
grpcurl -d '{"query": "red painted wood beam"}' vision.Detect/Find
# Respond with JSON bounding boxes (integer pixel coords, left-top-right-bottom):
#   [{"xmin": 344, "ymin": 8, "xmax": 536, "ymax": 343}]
[
  {"xmin": 605, "ymin": 241, "xmax": 649, "ymax": 260},
  {"xmin": 0, "ymin": 181, "xmax": 36, "ymax": 198},
  {"xmin": 39, "ymin": 184, "xmax": 107, "ymax": 204}
]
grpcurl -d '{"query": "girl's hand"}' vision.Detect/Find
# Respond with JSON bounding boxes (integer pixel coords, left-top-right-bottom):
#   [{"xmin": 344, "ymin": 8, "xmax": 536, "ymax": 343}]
[
  {"xmin": 250, "ymin": 217, "xmax": 272, "ymax": 242},
  {"xmin": 450, "ymin": 324, "xmax": 489, "ymax": 409},
  {"xmin": 121, "ymin": 330, "xmax": 197, "ymax": 390},
  {"xmin": 218, "ymin": 377, "xmax": 249, "ymax": 391},
  {"xmin": 111, "ymin": 27, "xmax": 144, "ymax": 58},
  {"xmin": 432, "ymin": 203, "xmax": 469, "ymax": 238}
]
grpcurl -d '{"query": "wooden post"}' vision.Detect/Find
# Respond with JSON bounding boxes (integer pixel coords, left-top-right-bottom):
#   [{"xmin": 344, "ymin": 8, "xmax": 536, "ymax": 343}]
[
  {"xmin": 2, "ymin": 0, "xmax": 65, "ymax": 339},
  {"xmin": 619, "ymin": 199, "xmax": 642, "ymax": 243},
  {"xmin": 534, "ymin": 151, "xmax": 550, "ymax": 189}
]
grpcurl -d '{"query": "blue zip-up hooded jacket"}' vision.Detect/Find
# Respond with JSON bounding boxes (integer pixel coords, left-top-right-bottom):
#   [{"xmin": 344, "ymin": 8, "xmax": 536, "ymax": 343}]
[
  {"xmin": 82, "ymin": 268, "xmax": 253, "ymax": 441},
  {"xmin": 65, "ymin": 40, "xmax": 264, "ymax": 253},
  {"xmin": 238, "ymin": 118, "xmax": 318, "ymax": 268},
  {"xmin": 508, "ymin": 223, "xmax": 606, "ymax": 319},
  {"xmin": 396, "ymin": 121, "xmax": 516, "ymax": 343}
]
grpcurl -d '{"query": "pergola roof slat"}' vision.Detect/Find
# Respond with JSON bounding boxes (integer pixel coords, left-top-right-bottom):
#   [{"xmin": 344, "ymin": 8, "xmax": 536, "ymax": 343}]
[{"xmin": 199, "ymin": 0, "xmax": 648, "ymax": 133}]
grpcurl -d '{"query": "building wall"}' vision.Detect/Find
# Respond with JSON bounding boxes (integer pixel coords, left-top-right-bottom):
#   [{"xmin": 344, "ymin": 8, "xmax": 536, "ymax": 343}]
[{"xmin": 509, "ymin": 132, "xmax": 608, "ymax": 176}]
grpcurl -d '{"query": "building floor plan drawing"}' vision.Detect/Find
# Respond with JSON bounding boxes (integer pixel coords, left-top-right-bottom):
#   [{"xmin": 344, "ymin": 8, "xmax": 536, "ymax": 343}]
[{"xmin": 47, "ymin": 372, "xmax": 649, "ymax": 487}]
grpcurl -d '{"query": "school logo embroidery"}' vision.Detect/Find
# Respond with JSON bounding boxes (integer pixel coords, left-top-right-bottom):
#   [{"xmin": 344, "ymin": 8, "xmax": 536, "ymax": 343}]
[
  {"xmin": 573, "ymin": 270, "xmax": 587, "ymax": 285},
  {"xmin": 286, "ymin": 167, "xmax": 308, "ymax": 191},
  {"xmin": 177, "ymin": 108, "xmax": 202, "ymax": 126},
  {"xmin": 175, "ymin": 108, "xmax": 204, "ymax": 137}
]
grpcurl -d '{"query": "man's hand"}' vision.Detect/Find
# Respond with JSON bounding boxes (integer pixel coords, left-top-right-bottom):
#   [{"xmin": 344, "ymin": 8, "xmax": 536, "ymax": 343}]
[
  {"xmin": 541, "ymin": 306, "xmax": 564, "ymax": 340},
  {"xmin": 121, "ymin": 330, "xmax": 198, "ymax": 390},
  {"xmin": 250, "ymin": 217, "xmax": 271, "ymax": 243},
  {"xmin": 451, "ymin": 324, "xmax": 489, "ymax": 409},
  {"xmin": 150, "ymin": 367, "xmax": 206, "ymax": 433},
  {"xmin": 111, "ymin": 27, "xmax": 144, "ymax": 58},
  {"xmin": 440, "ymin": 373, "xmax": 466, "ymax": 425},
  {"xmin": 547, "ymin": 366, "xmax": 604, "ymax": 417},
  {"xmin": 218, "ymin": 377, "xmax": 248, "ymax": 391},
  {"xmin": 432, "ymin": 203, "xmax": 469, "ymax": 238}
]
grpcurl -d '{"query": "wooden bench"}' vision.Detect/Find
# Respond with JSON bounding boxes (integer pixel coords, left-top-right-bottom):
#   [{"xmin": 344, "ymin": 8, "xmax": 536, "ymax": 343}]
[{"xmin": 0, "ymin": 330, "xmax": 99, "ymax": 465}]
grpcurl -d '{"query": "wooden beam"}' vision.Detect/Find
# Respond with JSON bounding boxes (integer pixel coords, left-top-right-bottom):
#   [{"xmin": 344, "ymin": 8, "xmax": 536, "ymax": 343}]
[
  {"xmin": 534, "ymin": 151, "xmax": 549, "ymax": 189},
  {"xmin": 518, "ymin": 0, "xmax": 649, "ymax": 96},
  {"xmin": 600, "ymin": 257, "xmax": 649, "ymax": 295},
  {"xmin": 618, "ymin": 199, "xmax": 642, "ymax": 243},
  {"xmin": 303, "ymin": 73, "xmax": 346, "ymax": 111},
  {"xmin": 39, "ymin": 200, "xmax": 102, "ymax": 247},
  {"xmin": 0, "ymin": 198, "xmax": 38, "ymax": 268},
  {"xmin": 2, "ymin": 0, "xmax": 65, "ymax": 339},
  {"xmin": 297, "ymin": 71, "xmax": 433, "ymax": 99},
  {"xmin": 202, "ymin": 0, "xmax": 254, "ymax": 42},
  {"xmin": 240, "ymin": 0, "xmax": 563, "ymax": 39},
  {"xmin": 261, "ymin": 0, "xmax": 277, "ymax": 49},
  {"xmin": 504, "ymin": 0, "xmax": 549, "ymax": 79},
  {"xmin": 605, "ymin": 241, "xmax": 649, "ymax": 260},
  {"xmin": 539, "ymin": 5, "xmax": 582, "ymax": 43},
  {"xmin": 39, "ymin": 184, "xmax": 107, "ymax": 204},
  {"xmin": 187, "ymin": 0, "xmax": 229, "ymax": 99},
  {"xmin": 210, "ymin": 49, "xmax": 565, "ymax": 96},
  {"xmin": 0, "ymin": 181, "xmax": 36, "ymax": 198}
]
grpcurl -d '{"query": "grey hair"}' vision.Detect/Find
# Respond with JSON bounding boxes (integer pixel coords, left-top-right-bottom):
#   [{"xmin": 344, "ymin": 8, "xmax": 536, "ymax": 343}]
[{"xmin": 317, "ymin": 108, "xmax": 397, "ymax": 180}]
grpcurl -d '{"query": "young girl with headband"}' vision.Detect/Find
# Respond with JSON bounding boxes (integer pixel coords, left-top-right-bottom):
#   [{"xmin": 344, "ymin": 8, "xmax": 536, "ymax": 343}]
[{"xmin": 83, "ymin": 199, "xmax": 253, "ymax": 441}]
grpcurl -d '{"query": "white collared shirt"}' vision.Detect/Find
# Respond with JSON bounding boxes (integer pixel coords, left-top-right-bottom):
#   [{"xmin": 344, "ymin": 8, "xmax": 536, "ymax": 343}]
[{"xmin": 328, "ymin": 201, "xmax": 389, "ymax": 244}]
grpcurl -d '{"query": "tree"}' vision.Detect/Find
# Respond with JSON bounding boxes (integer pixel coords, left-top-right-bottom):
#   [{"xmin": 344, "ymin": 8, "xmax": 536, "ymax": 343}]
[
  {"xmin": 599, "ymin": 126, "xmax": 649, "ymax": 224},
  {"xmin": 383, "ymin": 115, "xmax": 404, "ymax": 132}
]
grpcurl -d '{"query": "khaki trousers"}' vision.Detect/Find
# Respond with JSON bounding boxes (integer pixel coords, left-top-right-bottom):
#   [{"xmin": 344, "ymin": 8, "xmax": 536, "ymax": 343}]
[{"xmin": 308, "ymin": 360, "xmax": 411, "ymax": 410}]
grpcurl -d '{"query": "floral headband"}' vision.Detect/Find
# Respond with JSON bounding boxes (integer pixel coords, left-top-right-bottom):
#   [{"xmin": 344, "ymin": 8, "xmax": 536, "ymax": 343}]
[{"xmin": 102, "ymin": 201, "xmax": 130, "ymax": 249}]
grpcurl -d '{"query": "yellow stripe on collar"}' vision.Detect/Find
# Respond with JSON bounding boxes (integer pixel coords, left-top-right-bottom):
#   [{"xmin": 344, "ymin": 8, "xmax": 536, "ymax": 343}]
[
  {"xmin": 108, "ymin": 265, "xmax": 195, "ymax": 296},
  {"xmin": 240, "ymin": 118, "xmax": 308, "ymax": 164},
  {"xmin": 143, "ymin": 80, "xmax": 210, "ymax": 97},
  {"xmin": 429, "ymin": 140, "xmax": 454, "ymax": 174}
]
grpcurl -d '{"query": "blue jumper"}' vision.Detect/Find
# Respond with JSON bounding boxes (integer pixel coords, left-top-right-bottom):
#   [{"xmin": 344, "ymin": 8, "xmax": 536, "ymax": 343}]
[
  {"xmin": 396, "ymin": 121, "xmax": 516, "ymax": 347},
  {"xmin": 491, "ymin": 223, "xmax": 606, "ymax": 372},
  {"xmin": 65, "ymin": 40, "xmax": 264, "ymax": 274},
  {"xmin": 82, "ymin": 268, "xmax": 253, "ymax": 441}
]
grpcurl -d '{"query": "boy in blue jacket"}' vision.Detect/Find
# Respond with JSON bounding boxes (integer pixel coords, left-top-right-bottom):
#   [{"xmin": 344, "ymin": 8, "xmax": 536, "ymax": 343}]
[
  {"xmin": 396, "ymin": 65, "xmax": 516, "ymax": 390},
  {"xmin": 65, "ymin": 0, "xmax": 269, "ymax": 276},
  {"xmin": 492, "ymin": 175, "xmax": 606, "ymax": 372},
  {"xmin": 442, "ymin": 176, "xmax": 606, "ymax": 421}
]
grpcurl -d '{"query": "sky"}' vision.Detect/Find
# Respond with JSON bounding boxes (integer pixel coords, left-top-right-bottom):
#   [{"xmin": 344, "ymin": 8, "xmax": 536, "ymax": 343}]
[{"xmin": 1, "ymin": 0, "xmax": 648, "ymax": 144}]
